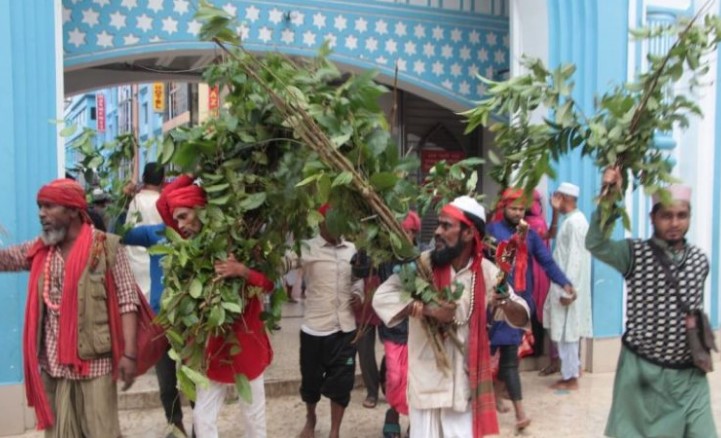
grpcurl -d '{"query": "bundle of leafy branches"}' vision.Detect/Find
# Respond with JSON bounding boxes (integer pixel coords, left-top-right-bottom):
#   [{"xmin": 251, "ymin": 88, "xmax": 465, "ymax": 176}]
[
  {"xmin": 63, "ymin": 125, "xmax": 150, "ymax": 231},
  {"xmin": 462, "ymin": 10, "xmax": 721, "ymax": 234},
  {"xmin": 152, "ymin": 4, "xmax": 440, "ymax": 397},
  {"xmin": 153, "ymin": 1, "xmax": 496, "ymax": 389}
]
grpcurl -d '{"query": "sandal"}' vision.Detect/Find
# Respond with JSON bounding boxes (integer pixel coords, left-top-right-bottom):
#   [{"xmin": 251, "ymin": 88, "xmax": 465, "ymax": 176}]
[
  {"xmin": 538, "ymin": 363, "xmax": 560, "ymax": 376},
  {"xmin": 382, "ymin": 423, "xmax": 401, "ymax": 438},
  {"xmin": 363, "ymin": 396, "xmax": 377, "ymax": 408}
]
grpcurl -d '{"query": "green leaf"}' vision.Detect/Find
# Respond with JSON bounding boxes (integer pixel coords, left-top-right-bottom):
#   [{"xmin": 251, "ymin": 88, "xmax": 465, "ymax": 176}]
[
  {"xmin": 369, "ymin": 172, "xmax": 398, "ymax": 191},
  {"xmin": 205, "ymin": 183, "xmax": 230, "ymax": 193},
  {"xmin": 221, "ymin": 301, "xmax": 242, "ymax": 313},
  {"xmin": 181, "ymin": 365, "xmax": 210, "ymax": 389},
  {"xmin": 209, "ymin": 194, "xmax": 231, "ymax": 205},
  {"xmin": 60, "ymin": 124, "xmax": 78, "ymax": 137},
  {"xmin": 189, "ymin": 279, "xmax": 203, "ymax": 299},
  {"xmin": 239, "ymin": 192, "xmax": 266, "ymax": 210},
  {"xmin": 331, "ymin": 171, "xmax": 353, "ymax": 187},
  {"xmin": 296, "ymin": 174, "xmax": 321, "ymax": 187},
  {"xmin": 234, "ymin": 374, "xmax": 253, "ymax": 404}
]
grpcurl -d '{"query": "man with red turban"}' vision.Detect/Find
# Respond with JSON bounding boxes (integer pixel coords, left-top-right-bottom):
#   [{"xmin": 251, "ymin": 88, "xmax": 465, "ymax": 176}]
[
  {"xmin": 0, "ymin": 178, "xmax": 139, "ymax": 437},
  {"xmin": 486, "ymin": 188, "xmax": 574, "ymax": 430},
  {"xmin": 373, "ymin": 196, "xmax": 530, "ymax": 437},
  {"xmin": 126, "ymin": 175, "xmax": 274, "ymax": 438}
]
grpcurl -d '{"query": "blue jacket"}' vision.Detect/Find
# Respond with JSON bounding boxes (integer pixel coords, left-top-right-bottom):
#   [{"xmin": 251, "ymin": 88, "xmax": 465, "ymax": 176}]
[
  {"xmin": 122, "ymin": 224, "xmax": 166, "ymax": 314},
  {"xmin": 486, "ymin": 219, "xmax": 571, "ymax": 346}
]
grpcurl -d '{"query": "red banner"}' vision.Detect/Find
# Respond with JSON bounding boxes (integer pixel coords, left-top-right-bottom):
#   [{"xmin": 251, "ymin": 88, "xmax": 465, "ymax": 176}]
[
  {"xmin": 420, "ymin": 149, "xmax": 465, "ymax": 172},
  {"xmin": 208, "ymin": 85, "xmax": 220, "ymax": 115},
  {"xmin": 96, "ymin": 93, "xmax": 105, "ymax": 133}
]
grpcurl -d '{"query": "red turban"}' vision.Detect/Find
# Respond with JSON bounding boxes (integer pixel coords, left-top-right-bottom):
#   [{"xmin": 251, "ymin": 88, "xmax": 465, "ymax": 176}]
[
  {"xmin": 156, "ymin": 175, "xmax": 206, "ymax": 232},
  {"xmin": 492, "ymin": 188, "xmax": 526, "ymax": 222},
  {"xmin": 401, "ymin": 210, "xmax": 421, "ymax": 232},
  {"xmin": 37, "ymin": 179, "xmax": 91, "ymax": 223}
]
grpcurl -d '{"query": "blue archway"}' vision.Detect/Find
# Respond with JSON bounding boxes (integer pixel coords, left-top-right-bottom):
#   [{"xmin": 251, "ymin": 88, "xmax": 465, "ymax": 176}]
[{"xmin": 63, "ymin": 0, "xmax": 510, "ymax": 110}]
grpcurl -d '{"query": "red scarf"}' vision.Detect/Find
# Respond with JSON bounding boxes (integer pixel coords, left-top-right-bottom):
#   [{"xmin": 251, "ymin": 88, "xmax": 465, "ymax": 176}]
[
  {"xmin": 437, "ymin": 205, "xmax": 499, "ymax": 437},
  {"xmin": 23, "ymin": 225, "xmax": 124, "ymax": 429},
  {"xmin": 492, "ymin": 188, "xmax": 529, "ymax": 292}
]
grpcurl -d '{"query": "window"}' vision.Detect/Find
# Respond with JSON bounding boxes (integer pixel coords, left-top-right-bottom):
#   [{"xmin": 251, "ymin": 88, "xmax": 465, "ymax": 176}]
[
  {"xmin": 118, "ymin": 86, "xmax": 133, "ymax": 134},
  {"xmin": 167, "ymin": 82, "xmax": 189, "ymax": 120}
]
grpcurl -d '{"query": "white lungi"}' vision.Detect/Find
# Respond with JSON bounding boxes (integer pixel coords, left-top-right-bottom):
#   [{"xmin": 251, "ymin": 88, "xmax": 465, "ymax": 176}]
[
  {"xmin": 193, "ymin": 373, "xmax": 267, "ymax": 438},
  {"xmin": 558, "ymin": 341, "xmax": 580, "ymax": 380},
  {"xmin": 409, "ymin": 406, "xmax": 472, "ymax": 438}
]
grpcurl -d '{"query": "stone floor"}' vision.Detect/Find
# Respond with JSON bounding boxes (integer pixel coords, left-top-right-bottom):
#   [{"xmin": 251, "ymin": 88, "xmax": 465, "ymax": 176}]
[{"xmin": 9, "ymin": 301, "xmax": 721, "ymax": 437}]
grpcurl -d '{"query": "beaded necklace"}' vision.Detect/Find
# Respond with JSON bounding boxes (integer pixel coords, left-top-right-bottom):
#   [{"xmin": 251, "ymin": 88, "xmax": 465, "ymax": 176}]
[
  {"xmin": 453, "ymin": 270, "xmax": 476, "ymax": 327},
  {"xmin": 42, "ymin": 246, "xmax": 60, "ymax": 312}
]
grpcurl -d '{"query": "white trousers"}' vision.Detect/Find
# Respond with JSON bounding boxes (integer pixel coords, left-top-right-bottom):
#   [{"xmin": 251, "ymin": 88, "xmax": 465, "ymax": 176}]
[
  {"xmin": 408, "ymin": 406, "xmax": 471, "ymax": 438},
  {"xmin": 193, "ymin": 373, "xmax": 266, "ymax": 438},
  {"xmin": 558, "ymin": 341, "xmax": 580, "ymax": 380}
]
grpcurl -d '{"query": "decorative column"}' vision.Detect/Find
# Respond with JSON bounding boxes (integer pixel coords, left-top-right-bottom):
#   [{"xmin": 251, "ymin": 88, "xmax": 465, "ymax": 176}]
[{"xmin": 0, "ymin": 0, "xmax": 62, "ymax": 434}]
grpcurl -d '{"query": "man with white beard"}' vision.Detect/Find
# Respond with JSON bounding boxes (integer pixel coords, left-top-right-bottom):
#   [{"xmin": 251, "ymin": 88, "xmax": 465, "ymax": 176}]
[{"xmin": 0, "ymin": 178, "xmax": 139, "ymax": 437}]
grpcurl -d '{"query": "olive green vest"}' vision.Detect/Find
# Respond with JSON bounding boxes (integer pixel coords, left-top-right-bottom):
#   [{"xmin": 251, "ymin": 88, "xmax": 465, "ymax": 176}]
[{"xmin": 37, "ymin": 233, "xmax": 121, "ymax": 360}]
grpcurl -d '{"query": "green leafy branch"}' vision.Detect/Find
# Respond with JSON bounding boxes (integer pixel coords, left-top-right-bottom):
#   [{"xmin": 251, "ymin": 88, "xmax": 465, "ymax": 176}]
[{"xmin": 462, "ymin": 10, "xmax": 721, "ymax": 235}]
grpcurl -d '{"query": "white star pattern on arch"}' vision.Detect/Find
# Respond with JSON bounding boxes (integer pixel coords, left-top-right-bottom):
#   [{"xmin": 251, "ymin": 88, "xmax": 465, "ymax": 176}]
[
  {"xmin": 173, "ymin": 0, "xmax": 189, "ymax": 15},
  {"xmin": 109, "ymin": 11, "xmax": 126, "ymax": 30},
  {"xmin": 313, "ymin": 13, "xmax": 326, "ymax": 29},
  {"xmin": 62, "ymin": 0, "xmax": 510, "ymax": 103},
  {"xmin": 147, "ymin": 0, "xmax": 164, "ymax": 13}
]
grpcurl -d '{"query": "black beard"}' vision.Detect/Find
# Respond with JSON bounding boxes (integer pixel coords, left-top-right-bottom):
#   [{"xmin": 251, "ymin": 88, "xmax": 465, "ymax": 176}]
[{"xmin": 430, "ymin": 238, "xmax": 465, "ymax": 268}]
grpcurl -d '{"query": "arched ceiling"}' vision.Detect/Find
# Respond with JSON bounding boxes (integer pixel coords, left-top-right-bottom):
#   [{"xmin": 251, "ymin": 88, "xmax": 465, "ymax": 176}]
[{"xmin": 63, "ymin": 0, "xmax": 509, "ymax": 111}]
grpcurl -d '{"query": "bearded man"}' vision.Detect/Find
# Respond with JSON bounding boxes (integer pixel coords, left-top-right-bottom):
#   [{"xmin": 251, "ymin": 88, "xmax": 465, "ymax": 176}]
[
  {"xmin": 0, "ymin": 178, "xmax": 139, "ymax": 437},
  {"xmin": 373, "ymin": 196, "xmax": 530, "ymax": 437},
  {"xmin": 138, "ymin": 175, "xmax": 274, "ymax": 438}
]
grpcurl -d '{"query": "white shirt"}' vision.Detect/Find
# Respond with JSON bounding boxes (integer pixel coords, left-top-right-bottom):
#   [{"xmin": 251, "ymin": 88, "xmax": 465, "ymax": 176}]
[
  {"xmin": 543, "ymin": 209, "xmax": 593, "ymax": 342},
  {"xmin": 285, "ymin": 235, "xmax": 364, "ymax": 335},
  {"xmin": 373, "ymin": 252, "xmax": 529, "ymax": 412},
  {"xmin": 125, "ymin": 189, "xmax": 163, "ymax": 297}
]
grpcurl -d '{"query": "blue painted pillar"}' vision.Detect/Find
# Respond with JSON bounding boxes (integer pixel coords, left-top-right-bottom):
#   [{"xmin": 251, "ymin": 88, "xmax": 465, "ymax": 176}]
[
  {"xmin": 0, "ymin": 0, "xmax": 60, "ymax": 415},
  {"xmin": 547, "ymin": 0, "xmax": 629, "ymax": 338},
  {"xmin": 712, "ymin": 1, "xmax": 721, "ymax": 328}
]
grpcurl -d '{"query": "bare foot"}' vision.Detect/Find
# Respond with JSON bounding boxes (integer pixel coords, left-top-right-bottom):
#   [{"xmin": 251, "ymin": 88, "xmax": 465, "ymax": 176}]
[
  {"xmin": 496, "ymin": 399, "xmax": 511, "ymax": 414},
  {"xmin": 516, "ymin": 417, "xmax": 531, "ymax": 432},
  {"xmin": 550, "ymin": 378, "xmax": 579, "ymax": 390},
  {"xmin": 299, "ymin": 417, "xmax": 316, "ymax": 438}
]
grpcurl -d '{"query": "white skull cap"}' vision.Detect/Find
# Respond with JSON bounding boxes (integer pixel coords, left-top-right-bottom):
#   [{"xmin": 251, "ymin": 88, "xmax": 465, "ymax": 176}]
[
  {"xmin": 450, "ymin": 195, "xmax": 486, "ymax": 222},
  {"xmin": 557, "ymin": 182, "xmax": 580, "ymax": 198}
]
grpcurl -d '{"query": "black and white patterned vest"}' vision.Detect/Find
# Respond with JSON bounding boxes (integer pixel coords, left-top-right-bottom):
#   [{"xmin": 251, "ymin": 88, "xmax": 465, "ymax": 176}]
[{"xmin": 622, "ymin": 239, "xmax": 709, "ymax": 368}]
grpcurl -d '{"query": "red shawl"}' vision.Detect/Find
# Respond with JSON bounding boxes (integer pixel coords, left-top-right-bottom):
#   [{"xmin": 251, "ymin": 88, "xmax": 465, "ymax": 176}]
[
  {"xmin": 492, "ymin": 188, "xmax": 529, "ymax": 292},
  {"xmin": 23, "ymin": 225, "xmax": 124, "ymax": 430},
  {"xmin": 437, "ymin": 205, "xmax": 499, "ymax": 437}
]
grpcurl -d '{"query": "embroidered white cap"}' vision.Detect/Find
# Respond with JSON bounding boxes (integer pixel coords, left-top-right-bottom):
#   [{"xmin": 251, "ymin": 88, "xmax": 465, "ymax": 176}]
[
  {"xmin": 450, "ymin": 195, "xmax": 486, "ymax": 222},
  {"xmin": 652, "ymin": 184, "xmax": 692, "ymax": 205},
  {"xmin": 556, "ymin": 182, "xmax": 580, "ymax": 198}
]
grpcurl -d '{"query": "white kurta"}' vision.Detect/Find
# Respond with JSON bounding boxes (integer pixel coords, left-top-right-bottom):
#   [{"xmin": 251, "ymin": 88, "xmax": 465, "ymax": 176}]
[
  {"xmin": 372, "ymin": 253, "xmax": 529, "ymax": 413},
  {"xmin": 543, "ymin": 209, "xmax": 593, "ymax": 342},
  {"xmin": 125, "ymin": 189, "xmax": 163, "ymax": 298}
]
